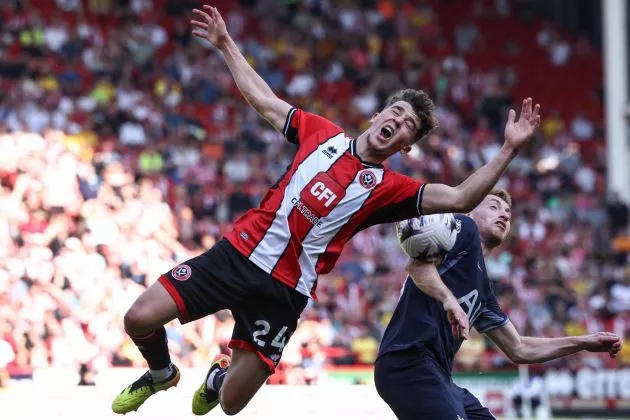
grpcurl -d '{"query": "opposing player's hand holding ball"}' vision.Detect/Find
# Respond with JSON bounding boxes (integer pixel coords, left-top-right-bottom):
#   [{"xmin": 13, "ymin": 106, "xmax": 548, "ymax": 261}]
[{"xmin": 397, "ymin": 214, "xmax": 469, "ymax": 339}]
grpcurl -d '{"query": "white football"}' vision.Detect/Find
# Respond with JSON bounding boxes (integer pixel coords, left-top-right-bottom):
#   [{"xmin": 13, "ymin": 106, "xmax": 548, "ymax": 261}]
[{"xmin": 396, "ymin": 213, "xmax": 460, "ymax": 263}]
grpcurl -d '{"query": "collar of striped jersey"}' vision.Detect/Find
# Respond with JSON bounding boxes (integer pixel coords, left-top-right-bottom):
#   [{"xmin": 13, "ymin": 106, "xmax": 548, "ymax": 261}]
[{"xmin": 349, "ymin": 138, "xmax": 384, "ymax": 169}]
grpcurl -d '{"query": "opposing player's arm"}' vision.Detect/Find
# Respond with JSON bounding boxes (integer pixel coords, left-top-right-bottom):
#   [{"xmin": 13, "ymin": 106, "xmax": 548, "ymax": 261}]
[
  {"xmin": 406, "ymin": 259, "xmax": 457, "ymax": 309},
  {"xmin": 192, "ymin": 6, "xmax": 292, "ymax": 133},
  {"xmin": 421, "ymin": 98, "xmax": 541, "ymax": 215},
  {"xmin": 406, "ymin": 259, "xmax": 470, "ymax": 340},
  {"xmin": 485, "ymin": 321, "xmax": 624, "ymax": 364}
]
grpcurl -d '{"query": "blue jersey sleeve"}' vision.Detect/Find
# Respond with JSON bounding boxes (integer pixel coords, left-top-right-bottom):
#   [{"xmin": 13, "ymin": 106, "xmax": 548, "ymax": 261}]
[{"xmin": 473, "ymin": 292, "xmax": 509, "ymax": 333}]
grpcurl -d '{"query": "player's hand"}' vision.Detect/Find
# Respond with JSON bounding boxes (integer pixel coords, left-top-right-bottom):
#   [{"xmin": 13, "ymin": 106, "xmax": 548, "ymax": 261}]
[
  {"xmin": 443, "ymin": 297, "xmax": 470, "ymax": 340},
  {"xmin": 191, "ymin": 5, "xmax": 229, "ymax": 50},
  {"xmin": 582, "ymin": 332, "xmax": 624, "ymax": 358},
  {"xmin": 503, "ymin": 97, "xmax": 541, "ymax": 151}
]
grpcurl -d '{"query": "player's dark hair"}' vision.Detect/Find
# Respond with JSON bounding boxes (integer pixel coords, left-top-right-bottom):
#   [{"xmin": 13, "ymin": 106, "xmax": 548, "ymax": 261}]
[
  {"xmin": 385, "ymin": 89, "xmax": 438, "ymax": 143},
  {"xmin": 489, "ymin": 188, "xmax": 512, "ymax": 208}
]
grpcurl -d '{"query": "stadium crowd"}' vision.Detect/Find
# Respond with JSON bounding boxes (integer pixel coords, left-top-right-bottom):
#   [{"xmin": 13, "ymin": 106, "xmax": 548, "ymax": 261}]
[{"xmin": 0, "ymin": 0, "xmax": 628, "ymax": 386}]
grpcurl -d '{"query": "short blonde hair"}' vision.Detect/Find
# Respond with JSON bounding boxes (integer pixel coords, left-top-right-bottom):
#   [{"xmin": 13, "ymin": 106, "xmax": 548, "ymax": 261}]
[{"xmin": 489, "ymin": 188, "xmax": 512, "ymax": 208}]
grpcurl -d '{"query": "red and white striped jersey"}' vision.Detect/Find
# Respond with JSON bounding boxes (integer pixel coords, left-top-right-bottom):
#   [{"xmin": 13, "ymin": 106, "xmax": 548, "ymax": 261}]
[{"xmin": 224, "ymin": 108, "xmax": 425, "ymax": 299}]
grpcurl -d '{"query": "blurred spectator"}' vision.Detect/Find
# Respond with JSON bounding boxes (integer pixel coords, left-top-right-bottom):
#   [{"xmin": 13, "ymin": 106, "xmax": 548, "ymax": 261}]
[
  {"xmin": 550, "ymin": 39, "xmax": 571, "ymax": 66},
  {"xmin": 541, "ymin": 109, "xmax": 565, "ymax": 139},
  {"xmin": 56, "ymin": 0, "xmax": 81, "ymax": 12},
  {"xmin": 571, "ymin": 113, "xmax": 595, "ymax": 140},
  {"xmin": 607, "ymin": 192, "xmax": 629, "ymax": 237},
  {"xmin": 0, "ymin": 336, "xmax": 15, "ymax": 388},
  {"xmin": 78, "ymin": 363, "xmax": 96, "ymax": 386},
  {"xmin": 454, "ymin": 20, "xmax": 479, "ymax": 53}
]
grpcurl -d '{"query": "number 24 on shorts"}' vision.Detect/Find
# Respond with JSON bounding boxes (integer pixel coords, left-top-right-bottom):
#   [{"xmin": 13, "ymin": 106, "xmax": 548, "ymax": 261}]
[{"xmin": 252, "ymin": 320, "xmax": 288, "ymax": 351}]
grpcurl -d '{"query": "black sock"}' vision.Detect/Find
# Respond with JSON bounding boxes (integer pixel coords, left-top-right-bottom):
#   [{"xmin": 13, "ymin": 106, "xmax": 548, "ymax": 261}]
[
  {"xmin": 129, "ymin": 326, "xmax": 171, "ymax": 370},
  {"xmin": 208, "ymin": 367, "xmax": 228, "ymax": 392}
]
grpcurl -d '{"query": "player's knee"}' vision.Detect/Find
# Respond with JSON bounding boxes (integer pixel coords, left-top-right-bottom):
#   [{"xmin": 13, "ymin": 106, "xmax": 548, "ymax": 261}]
[
  {"xmin": 220, "ymin": 403, "xmax": 243, "ymax": 416},
  {"xmin": 219, "ymin": 392, "xmax": 245, "ymax": 416},
  {"xmin": 124, "ymin": 304, "xmax": 156, "ymax": 335},
  {"xmin": 220, "ymin": 384, "xmax": 249, "ymax": 417}
]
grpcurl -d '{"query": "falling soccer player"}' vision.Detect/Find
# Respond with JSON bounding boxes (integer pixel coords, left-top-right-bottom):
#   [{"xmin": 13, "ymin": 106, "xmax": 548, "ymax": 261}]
[{"xmin": 111, "ymin": 5, "xmax": 541, "ymax": 417}]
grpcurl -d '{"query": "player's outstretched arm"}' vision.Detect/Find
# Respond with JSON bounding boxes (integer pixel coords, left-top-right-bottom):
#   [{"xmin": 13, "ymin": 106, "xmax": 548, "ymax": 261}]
[
  {"xmin": 421, "ymin": 98, "xmax": 541, "ymax": 215},
  {"xmin": 406, "ymin": 258, "xmax": 470, "ymax": 340},
  {"xmin": 486, "ymin": 321, "xmax": 624, "ymax": 364},
  {"xmin": 191, "ymin": 5, "xmax": 292, "ymax": 133}
]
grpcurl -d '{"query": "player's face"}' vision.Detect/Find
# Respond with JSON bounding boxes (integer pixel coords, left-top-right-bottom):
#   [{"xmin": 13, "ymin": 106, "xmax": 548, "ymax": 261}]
[
  {"xmin": 366, "ymin": 101, "xmax": 421, "ymax": 157},
  {"xmin": 471, "ymin": 195, "xmax": 511, "ymax": 247}
]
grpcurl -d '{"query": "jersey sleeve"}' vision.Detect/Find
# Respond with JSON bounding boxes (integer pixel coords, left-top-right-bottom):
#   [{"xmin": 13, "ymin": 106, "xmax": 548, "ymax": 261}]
[
  {"xmin": 473, "ymin": 292, "xmax": 509, "ymax": 333},
  {"xmin": 438, "ymin": 216, "xmax": 476, "ymax": 268},
  {"xmin": 283, "ymin": 108, "xmax": 343, "ymax": 146}
]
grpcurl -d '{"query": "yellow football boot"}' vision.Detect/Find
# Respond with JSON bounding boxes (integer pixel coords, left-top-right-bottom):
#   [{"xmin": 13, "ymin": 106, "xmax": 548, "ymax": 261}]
[
  {"xmin": 111, "ymin": 365, "xmax": 180, "ymax": 414},
  {"xmin": 192, "ymin": 354, "xmax": 231, "ymax": 415}
]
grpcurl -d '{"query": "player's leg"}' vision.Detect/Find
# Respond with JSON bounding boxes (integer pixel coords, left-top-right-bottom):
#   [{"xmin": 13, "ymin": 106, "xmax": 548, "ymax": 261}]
[
  {"xmin": 220, "ymin": 348, "xmax": 271, "ymax": 415},
  {"xmin": 192, "ymin": 346, "xmax": 270, "ymax": 416},
  {"xmin": 192, "ymin": 269, "xmax": 307, "ymax": 416},
  {"xmin": 114, "ymin": 242, "xmax": 240, "ymax": 414},
  {"xmin": 191, "ymin": 317, "xmax": 279, "ymax": 416},
  {"xmin": 123, "ymin": 279, "xmax": 180, "ymax": 370},
  {"xmin": 111, "ymin": 280, "xmax": 182, "ymax": 414},
  {"xmin": 193, "ymin": 312, "xmax": 296, "ymax": 416},
  {"xmin": 454, "ymin": 384, "xmax": 497, "ymax": 420},
  {"xmin": 374, "ymin": 349, "xmax": 467, "ymax": 420}
]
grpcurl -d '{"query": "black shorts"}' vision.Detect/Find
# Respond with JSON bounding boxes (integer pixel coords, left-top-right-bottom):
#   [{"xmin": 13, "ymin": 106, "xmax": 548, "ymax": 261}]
[
  {"xmin": 158, "ymin": 238, "xmax": 308, "ymax": 373},
  {"xmin": 374, "ymin": 349, "xmax": 496, "ymax": 420}
]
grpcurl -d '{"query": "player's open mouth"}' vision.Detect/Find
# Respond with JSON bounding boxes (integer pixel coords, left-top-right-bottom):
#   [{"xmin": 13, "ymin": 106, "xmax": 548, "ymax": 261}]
[
  {"xmin": 495, "ymin": 221, "xmax": 506, "ymax": 231},
  {"xmin": 380, "ymin": 125, "xmax": 394, "ymax": 140}
]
